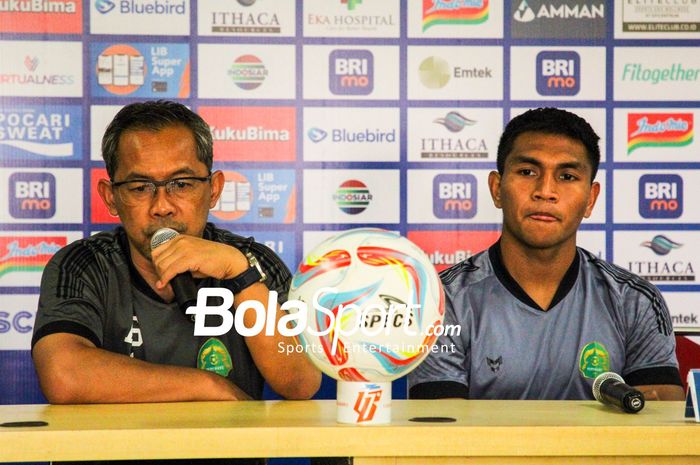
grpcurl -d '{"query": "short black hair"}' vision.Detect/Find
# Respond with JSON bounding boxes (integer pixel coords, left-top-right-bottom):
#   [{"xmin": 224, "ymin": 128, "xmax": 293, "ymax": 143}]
[
  {"xmin": 101, "ymin": 100, "xmax": 213, "ymax": 180},
  {"xmin": 496, "ymin": 108, "xmax": 600, "ymax": 182}
]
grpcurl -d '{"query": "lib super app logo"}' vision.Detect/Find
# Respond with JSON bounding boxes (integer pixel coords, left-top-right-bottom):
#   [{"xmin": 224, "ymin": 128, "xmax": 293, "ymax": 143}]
[
  {"xmin": 329, "ymin": 49, "xmax": 373, "ymax": 95},
  {"xmin": 9, "ymin": 172, "xmax": 56, "ymax": 219},
  {"xmin": 639, "ymin": 174, "xmax": 683, "ymax": 219},
  {"xmin": 536, "ymin": 50, "xmax": 580, "ymax": 96},
  {"xmin": 433, "ymin": 173, "xmax": 477, "ymax": 219}
]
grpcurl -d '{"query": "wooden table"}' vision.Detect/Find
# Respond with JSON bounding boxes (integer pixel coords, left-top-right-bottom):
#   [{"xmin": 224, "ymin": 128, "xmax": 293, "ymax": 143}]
[{"xmin": 1, "ymin": 400, "xmax": 698, "ymax": 464}]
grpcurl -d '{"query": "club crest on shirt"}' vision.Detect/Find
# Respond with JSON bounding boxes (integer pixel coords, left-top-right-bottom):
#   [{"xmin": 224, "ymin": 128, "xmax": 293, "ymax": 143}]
[
  {"xmin": 198, "ymin": 337, "xmax": 233, "ymax": 377},
  {"xmin": 486, "ymin": 355, "xmax": 502, "ymax": 373},
  {"xmin": 579, "ymin": 341, "xmax": 610, "ymax": 379}
]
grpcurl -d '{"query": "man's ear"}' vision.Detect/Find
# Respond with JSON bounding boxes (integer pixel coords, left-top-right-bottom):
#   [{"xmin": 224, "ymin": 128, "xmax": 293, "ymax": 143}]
[
  {"xmin": 209, "ymin": 170, "xmax": 224, "ymax": 209},
  {"xmin": 97, "ymin": 178, "xmax": 119, "ymax": 217},
  {"xmin": 488, "ymin": 171, "xmax": 503, "ymax": 209}
]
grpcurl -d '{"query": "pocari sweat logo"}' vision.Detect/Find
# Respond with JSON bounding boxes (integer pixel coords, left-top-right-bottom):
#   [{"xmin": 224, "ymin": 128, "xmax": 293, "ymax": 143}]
[
  {"xmin": 9, "ymin": 172, "xmax": 56, "ymax": 219},
  {"xmin": 639, "ymin": 174, "xmax": 683, "ymax": 219},
  {"xmin": 536, "ymin": 50, "xmax": 580, "ymax": 96}
]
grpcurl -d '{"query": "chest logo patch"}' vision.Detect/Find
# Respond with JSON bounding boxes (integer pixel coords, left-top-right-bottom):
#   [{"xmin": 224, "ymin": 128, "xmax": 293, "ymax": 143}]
[
  {"xmin": 579, "ymin": 341, "xmax": 610, "ymax": 379},
  {"xmin": 486, "ymin": 356, "xmax": 502, "ymax": 373},
  {"xmin": 198, "ymin": 337, "xmax": 233, "ymax": 377}
]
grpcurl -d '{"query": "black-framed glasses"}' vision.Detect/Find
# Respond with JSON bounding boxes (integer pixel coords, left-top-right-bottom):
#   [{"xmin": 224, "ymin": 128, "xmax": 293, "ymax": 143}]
[{"xmin": 111, "ymin": 175, "xmax": 212, "ymax": 206}]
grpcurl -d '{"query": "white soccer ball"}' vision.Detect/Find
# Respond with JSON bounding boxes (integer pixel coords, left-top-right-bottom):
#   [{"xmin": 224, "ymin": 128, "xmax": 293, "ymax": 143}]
[{"xmin": 289, "ymin": 228, "xmax": 445, "ymax": 382}]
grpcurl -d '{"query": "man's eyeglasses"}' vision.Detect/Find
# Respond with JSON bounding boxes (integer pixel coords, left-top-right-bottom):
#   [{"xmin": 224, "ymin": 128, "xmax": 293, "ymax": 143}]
[{"xmin": 111, "ymin": 175, "xmax": 212, "ymax": 206}]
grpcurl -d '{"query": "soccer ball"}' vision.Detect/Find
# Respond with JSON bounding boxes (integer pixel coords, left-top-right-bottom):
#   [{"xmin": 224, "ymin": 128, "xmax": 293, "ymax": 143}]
[{"xmin": 288, "ymin": 228, "xmax": 444, "ymax": 382}]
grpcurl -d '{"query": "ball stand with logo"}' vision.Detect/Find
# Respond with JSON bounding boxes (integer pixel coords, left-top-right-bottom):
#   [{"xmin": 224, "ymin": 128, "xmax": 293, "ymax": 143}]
[{"xmin": 288, "ymin": 228, "xmax": 445, "ymax": 425}]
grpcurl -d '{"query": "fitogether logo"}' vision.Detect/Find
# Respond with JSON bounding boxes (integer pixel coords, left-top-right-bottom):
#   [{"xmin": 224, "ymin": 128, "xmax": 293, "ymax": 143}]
[
  {"xmin": 9, "ymin": 172, "xmax": 56, "ymax": 219},
  {"xmin": 419, "ymin": 56, "xmax": 450, "ymax": 89},
  {"xmin": 229, "ymin": 55, "xmax": 267, "ymax": 90},
  {"xmin": 433, "ymin": 173, "xmax": 477, "ymax": 219},
  {"xmin": 627, "ymin": 113, "xmax": 693, "ymax": 154},
  {"xmin": 422, "ymin": 0, "xmax": 489, "ymax": 31},
  {"xmin": 638, "ymin": 174, "xmax": 683, "ymax": 219},
  {"xmin": 433, "ymin": 111, "xmax": 477, "ymax": 132},
  {"xmin": 333, "ymin": 179, "xmax": 372, "ymax": 215},
  {"xmin": 536, "ymin": 50, "xmax": 580, "ymax": 96},
  {"xmin": 641, "ymin": 235, "xmax": 682, "ymax": 256},
  {"xmin": 329, "ymin": 49, "xmax": 373, "ymax": 95}
]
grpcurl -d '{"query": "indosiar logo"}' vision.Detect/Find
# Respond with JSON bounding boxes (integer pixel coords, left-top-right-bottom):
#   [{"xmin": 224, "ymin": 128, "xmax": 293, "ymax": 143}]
[
  {"xmin": 536, "ymin": 50, "xmax": 580, "ymax": 96},
  {"xmin": 9, "ymin": 172, "xmax": 56, "ymax": 219},
  {"xmin": 638, "ymin": 174, "xmax": 683, "ymax": 219},
  {"xmin": 433, "ymin": 173, "xmax": 477, "ymax": 219},
  {"xmin": 329, "ymin": 49, "xmax": 373, "ymax": 96}
]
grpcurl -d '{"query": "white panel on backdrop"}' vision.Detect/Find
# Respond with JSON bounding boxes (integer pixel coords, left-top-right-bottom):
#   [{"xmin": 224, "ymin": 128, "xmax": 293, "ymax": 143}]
[
  {"xmin": 303, "ymin": 0, "xmax": 400, "ymax": 38},
  {"xmin": 663, "ymin": 292, "xmax": 700, "ymax": 331},
  {"xmin": 407, "ymin": 107, "xmax": 502, "ymax": 163},
  {"xmin": 303, "ymin": 46, "xmax": 399, "ymax": 100},
  {"xmin": 303, "ymin": 107, "xmax": 399, "ymax": 162},
  {"xmin": 90, "ymin": 105, "xmax": 124, "ymax": 161},
  {"xmin": 198, "ymin": 0, "xmax": 296, "ymax": 37},
  {"xmin": 576, "ymin": 230, "xmax": 606, "ymax": 259},
  {"xmin": 0, "ymin": 41, "xmax": 82, "ymax": 97},
  {"xmin": 614, "ymin": 47, "xmax": 700, "ymax": 101},
  {"xmin": 0, "ymin": 231, "xmax": 83, "ymax": 287},
  {"xmin": 90, "ymin": 0, "xmax": 189, "ymax": 35},
  {"xmin": 510, "ymin": 46, "xmax": 606, "ymax": 101},
  {"xmin": 614, "ymin": 0, "xmax": 700, "ymax": 40},
  {"xmin": 407, "ymin": 0, "xmax": 503, "ymax": 38},
  {"xmin": 407, "ymin": 169, "xmax": 501, "ymax": 224},
  {"xmin": 198, "ymin": 44, "xmax": 296, "ymax": 99},
  {"xmin": 0, "ymin": 295, "xmax": 38, "ymax": 350},
  {"xmin": 407, "ymin": 46, "xmax": 504, "ymax": 101},
  {"xmin": 0, "ymin": 168, "xmax": 83, "ymax": 224},
  {"xmin": 509, "ymin": 107, "xmax": 607, "ymax": 163},
  {"xmin": 303, "ymin": 169, "xmax": 399, "ymax": 224},
  {"xmin": 613, "ymin": 170, "xmax": 700, "ymax": 223},
  {"xmin": 613, "ymin": 231, "xmax": 699, "ymax": 286},
  {"xmin": 613, "ymin": 108, "xmax": 698, "ymax": 162}
]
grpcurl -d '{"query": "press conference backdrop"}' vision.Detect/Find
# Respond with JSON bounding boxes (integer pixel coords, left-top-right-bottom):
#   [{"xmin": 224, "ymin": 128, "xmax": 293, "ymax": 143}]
[{"xmin": 1, "ymin": 0, "xmax": 700, "ymax": 406}]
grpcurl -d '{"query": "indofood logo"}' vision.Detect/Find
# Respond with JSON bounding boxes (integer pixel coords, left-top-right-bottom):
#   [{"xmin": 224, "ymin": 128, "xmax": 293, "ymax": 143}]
[
  {"xmin": 627, "ymin": 113, "xmax": 693, "ymax": 155},
  {"xmin": 419, "ymin": 56, "xmax": 450, "ymax": 89},
  {"xmin": 333, "ymin": 179, "xmax": 372, "ymax": 215},
  {"xmin": 422, "ymin": 0, "xmax": 489, "ymax": 31},
  {"xmin": 514, "ymin": 0, "xmax": 604, "ymax": 23},
  {"xmin": 621, "ymin": 63, "xmax": 700, "ymax": 85},
  {"xmin": 228, "ymin": 55, "xmax": 267, "ymax": 90},
  {"xmin": 0, "ymin": 237, "xmax": 65, "ymax": 278},
  {"xmin": 422, "ymin": 112, "xmax": 488, "ymax": 159},
  {"xmin": 629, "ymin": 234, "xmax": 695, "ymax": 282}
]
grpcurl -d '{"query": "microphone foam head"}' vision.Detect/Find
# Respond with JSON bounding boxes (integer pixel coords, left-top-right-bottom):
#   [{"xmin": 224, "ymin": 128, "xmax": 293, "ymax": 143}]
[
  {"xmin": 592, "ymin": 372, "xmax": 624, "ymax": 401},
  {"xmin": 150, "ymin": 228, "xmax": 178, "ymax": 250}
]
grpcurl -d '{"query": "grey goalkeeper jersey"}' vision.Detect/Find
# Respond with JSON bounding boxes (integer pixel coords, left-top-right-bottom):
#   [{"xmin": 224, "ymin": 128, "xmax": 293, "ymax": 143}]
[{"xmin": 409, "ymin": 242, "xmax": 681, "ymax": 400}]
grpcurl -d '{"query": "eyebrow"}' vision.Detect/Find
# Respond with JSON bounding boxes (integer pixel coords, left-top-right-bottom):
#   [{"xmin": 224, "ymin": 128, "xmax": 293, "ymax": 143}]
[
  {"xmin": 509, "ymin": 155, "xmax": 585, "ymax": 171},
  {"xmin": 120, "ymin": 168, "xmax": 199, "ymax": 181}
]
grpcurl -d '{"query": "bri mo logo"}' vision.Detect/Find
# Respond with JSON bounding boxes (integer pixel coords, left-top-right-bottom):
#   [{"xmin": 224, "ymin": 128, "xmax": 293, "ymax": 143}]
[
  {"xmin": 9, "ymin": 172, "xmax": 56, "ymax": 219},
  {"xmin": 329, "ymin": 49, "xmax": 373, "ymax": 96},
  {"xmin": 433, "ymin": 173, "xmax": 477, "ymax": 219},
  {"xmin": 639, "ymin": 174, "xmax": 683, "ymax": 219},
  {"xmin": 536, "ymin": 50, "xmax": 580, "ymax": 96}
]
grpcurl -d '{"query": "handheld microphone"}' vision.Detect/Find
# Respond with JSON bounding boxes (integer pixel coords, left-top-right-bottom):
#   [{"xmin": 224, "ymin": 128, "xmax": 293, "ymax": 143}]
[
  {"xmin": 150, "ymin": 228, "xmax": 197, "ymax": 320},
  {"xmin": 592, "ymin": 372, "xmax": 645, "ymax": 414}
]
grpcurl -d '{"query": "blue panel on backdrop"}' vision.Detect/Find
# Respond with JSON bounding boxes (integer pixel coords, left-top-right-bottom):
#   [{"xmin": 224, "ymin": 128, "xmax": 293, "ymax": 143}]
[{"xmin": 0, "ymin": 351, "xmax": 45, "ymax": 405}]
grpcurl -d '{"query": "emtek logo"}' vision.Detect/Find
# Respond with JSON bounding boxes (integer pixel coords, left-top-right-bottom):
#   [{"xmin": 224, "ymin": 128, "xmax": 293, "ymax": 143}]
[
  {"xmin": 95, "ymin": 0, "xmax": 115, "ymax": 14},
  {"xmin": 9, "ymin": 172, "xmax": 56, "ymax": 219},
  {"xmin": 329, "ymin": 49, "xmax": 373, "ymax": 95},
  {"xmin": 639, "ymin": 174, "xmax": 683, "ymax": 219},
  {"xmin": 536, "ymin": 51, "xmax": 580, "ymax": 96},
  {"xmin": 433, "ymin": 173, "xmax": 477, "ymax": 219}
]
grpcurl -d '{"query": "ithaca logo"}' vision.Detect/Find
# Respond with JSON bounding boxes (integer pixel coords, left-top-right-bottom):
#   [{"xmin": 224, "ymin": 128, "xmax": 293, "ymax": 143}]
[
  {"xmin": 641, "ymin": 235, "xmax": 682, "ymax": 256},
  {"xmin": 9, "ymin": 172, "xmax": 56, "ymax": 219},
  {"xmin": 307, "ymin": 127, "xmax": 328, "ymax": 143},
  {"xmin": 333, "ymin": 179, "xmax": 372, "ymax": 215},
  {"xmin": 638, "ymin": 174, "xmax": 683, "ymax": 219},
  {"xmin": 422, "ymin": 112, "xmax": 487, "ymax": 159},
  {"xmin": 514, "ymin": 0, "xmax": 604, "ymax": 23},
  {"xmin": 353, "ymin": 385, "xmax": 382, "ymax": 422},
  {"xmin": 433, "ymin": 173, "xmax": 477, "ymax": 219},
  {"xmin": 209, "ymin": 1, "xmax": 282, "ymax": 34},
  {"xmin": 422, "ymin": 0, "xmax": 489, "ymax": 31},
  {"xmin": 329, "ymin": 49, "xmax": 373, "ymax": 95},
  {"xmin": 536, "ymin": 50, "xmax": 580, "ymax": 96},
  {"xmin": 95, "ymin": 0, "xmax": 115, "ymax": 13},
  {"xmin": 630, "ymin": 234, "xmax": 695, "ymax": 282},
  {"xmin": 228, "ymin": 55, "xmax": 267, "ymax": 90},
  {"xmin": 627, "ymin": 113, "xmax": 693, "ymax": 155}
]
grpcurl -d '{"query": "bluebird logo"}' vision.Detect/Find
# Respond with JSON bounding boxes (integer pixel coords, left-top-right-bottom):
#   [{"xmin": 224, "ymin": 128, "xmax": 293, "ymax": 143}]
[
  {"xmin": 329, "ymin": 50, "xmax": 373, "ymax": 96},
  {"xmin": 536, "ymin": 51, "xmax": 580, "ymax": 96},
  {"xmin": 307, "ymin": 127, "xmax": 328, "ymax": 143},
  {"xmin": 641, "ymin": 235, "xmax": 682, "ymax": 256},
  {"xmin": 95, "ymin": 0, "xmax": 116, "ymax": 14},
  {"xmin": 433, "ymin": 174, "xmax": 477, "ymax": 219},
  {"xmin": 639, "ymin": 174, "xmax": 683, "ymax": 219},
  {"xmin": 9, "ymin": 172, "xmax": 56, "ymax": 219}
]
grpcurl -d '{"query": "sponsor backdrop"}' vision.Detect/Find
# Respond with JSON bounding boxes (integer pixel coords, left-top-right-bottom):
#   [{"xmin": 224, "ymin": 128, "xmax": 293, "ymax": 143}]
[{"xmin": 1, "ymin": 0, "xmax": 699, "ymax": 423}]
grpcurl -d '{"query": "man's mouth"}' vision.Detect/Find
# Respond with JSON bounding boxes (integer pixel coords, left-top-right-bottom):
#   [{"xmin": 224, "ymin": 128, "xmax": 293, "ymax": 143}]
[{"xmin": 528, "ymin": 212, "xmax": 559, "ymax": 222}]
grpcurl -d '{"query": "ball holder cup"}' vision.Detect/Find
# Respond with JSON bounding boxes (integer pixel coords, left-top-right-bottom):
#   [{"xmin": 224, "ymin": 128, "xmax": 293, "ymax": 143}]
[{"xmin": 336, "ymin": 381, "xmax": 392, "ymax": 425}]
